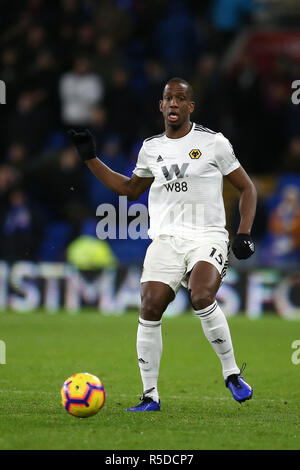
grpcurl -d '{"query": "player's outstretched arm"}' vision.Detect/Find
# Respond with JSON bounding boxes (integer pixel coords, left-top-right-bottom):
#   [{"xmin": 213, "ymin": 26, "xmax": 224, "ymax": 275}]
[
  {"xmin": 225, "ymin": 166, "xmax": 257, "ymax": 259},
  {"xmin": 68, "ymin": 129, "xmax": 154, "ymax": 201},
  {"xmin": 86, "ymin": 159, "xmax": 153, "ymax": 201}
]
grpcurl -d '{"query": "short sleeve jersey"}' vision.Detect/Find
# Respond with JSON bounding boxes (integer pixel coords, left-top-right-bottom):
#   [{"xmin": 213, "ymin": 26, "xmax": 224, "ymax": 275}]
[{"xmin": 133, "ymin": 123, "xmax": 240, "ymax": 241}]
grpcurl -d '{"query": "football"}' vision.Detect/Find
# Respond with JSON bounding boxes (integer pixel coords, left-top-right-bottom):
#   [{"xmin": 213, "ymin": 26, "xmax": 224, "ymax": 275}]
[{"xmin": 61, "ymin": 372, "xmax": 105, "ymax": 418}]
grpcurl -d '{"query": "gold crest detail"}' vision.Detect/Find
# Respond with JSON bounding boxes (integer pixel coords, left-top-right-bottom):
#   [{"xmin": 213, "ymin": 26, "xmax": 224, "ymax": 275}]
[{"xmin": 189, "ymin": 149, "xmax": 201, "ymax": 159}]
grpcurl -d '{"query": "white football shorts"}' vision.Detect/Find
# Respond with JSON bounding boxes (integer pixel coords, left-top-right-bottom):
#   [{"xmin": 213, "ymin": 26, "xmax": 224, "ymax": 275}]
[{"xmin": 141, "ymin": 235, "xmax": 229, "ymax": 294}]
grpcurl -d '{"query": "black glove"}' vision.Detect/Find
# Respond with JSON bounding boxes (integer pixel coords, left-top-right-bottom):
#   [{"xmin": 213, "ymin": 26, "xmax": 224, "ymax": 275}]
[
  {"xmin": 232, "ymin": 234, "xmax": 255, "ymax": 260},
  {"xmin": 68, "ymin": 129, "xmax": 96, "ymax": 162}
]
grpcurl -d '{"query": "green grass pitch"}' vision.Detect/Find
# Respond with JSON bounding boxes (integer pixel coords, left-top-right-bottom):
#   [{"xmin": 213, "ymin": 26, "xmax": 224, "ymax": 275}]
[{"xmin": 0, "ymin": 311, "xmax": 299, "ymax": 450}]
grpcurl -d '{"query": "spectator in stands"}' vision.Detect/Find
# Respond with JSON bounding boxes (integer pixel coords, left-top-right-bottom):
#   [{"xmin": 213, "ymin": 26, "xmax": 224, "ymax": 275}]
[
  {"xmin": 104, "ymin": 66, "xmax": 140, "ymax": 151},
  {"xmin": 95, "ymin": 0, "xmax": 132, "ymax": 45},
  {"xmin": 93, "ymin": 35, "xmax": 124, "ymax": 89},
  {"xmin": 0, "ymin": 165, "xmax": 22, "ymax": 210},
  {"xmin": 209, "ymin": 0, "xmax": 260, "ymax": 55},
  {"xmin": 75, "ymin": 22, "xmax": 96, "ymax": 56},
  {"xmin": 223, "ymin": 54, "xmax": 263, "ymax": 172},
  {"xmin": 89, "ymin": 106, "xmax": 109, "ymax": 151},
  {"xmin": 0, "ymin": 187, "xmax": 44, "ymax": 262},
  {"xmin": 28, "ymin": 145, "xmax": 89, "ymax": 226},
  {"xmin": 25, "ymin": 0, "xmax": 58, "ymax": 31},
  {"xmin": 142, "ymin": 59, "xmax": 167, "ymax": 136},
  {"xmin": 26, "ymin": 49, "xmax": 59, "ymax": 111},
  {"xmin": 59, "ymin": 56, "xmax": 104, "ymax": 128},
  {"xmin": 22, "ymin": 24, "xmax": 48, "ymax": 65},
  {"xmin": 153, "ymin": 0, "xmax": 198, "ymax": 77},
  {"xmin": 190, "ymin": 53, "xmax": 222, "ymax": 131},
  {"xmin": 267, "ymin": 184, "xmax": 300, "ymax": 266},
  {"xmin": 258, "ymin": 56, "xmax": 292, "ymax": 172},
  {"xmin": 6, "ymin": 143, "xmax": 28, "ymax": 173},
  {"xmin": 282, "ymin": 137, "xmax": 300, "ymax": 173},
  {"xmin": 60, "ymin": 0, "xmax": 81, "ymax": 24},
  {"xmin": 7, "ymin": 91, "xmax": 54, "ymax": 154},
  {"xmin": 57, "ymin": 24, "xmax": 77, "ymax": 70}
]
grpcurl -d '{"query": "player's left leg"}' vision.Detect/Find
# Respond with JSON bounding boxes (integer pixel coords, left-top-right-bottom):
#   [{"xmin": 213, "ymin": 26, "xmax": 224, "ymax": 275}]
[
  {"xmin": 127, "ymin": 236, "xmax": 185, "ymax": 411},
  {"xmin": 188, "ymin": 261, "xmax": 253, "ymax": 403},
  {"xmin": 188, "ymin": 261, "xmax": 240, "ymax": 378}
]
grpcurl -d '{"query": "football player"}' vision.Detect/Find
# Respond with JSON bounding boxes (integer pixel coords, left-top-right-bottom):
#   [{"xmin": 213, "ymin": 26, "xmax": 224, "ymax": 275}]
[{"xmin": 69, "ymin": 77, "xmax": 256, "ymax": 411}]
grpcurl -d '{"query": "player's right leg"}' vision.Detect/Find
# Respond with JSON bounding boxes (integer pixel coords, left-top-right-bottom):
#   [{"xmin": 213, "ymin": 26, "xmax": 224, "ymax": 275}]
[
  {"xmin": 127, "ymin": 236, "xmax": 184, "ymax": 411},
  {"xmin": 126, "ymin": 281, "xmax": 175, "ymax": 412}
]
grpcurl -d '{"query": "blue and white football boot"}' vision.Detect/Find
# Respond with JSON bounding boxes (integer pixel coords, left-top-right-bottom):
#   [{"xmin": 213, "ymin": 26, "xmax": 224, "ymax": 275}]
[
  {"xmin": 225, "ymin": 363, "xmax": 253, "ymax": 403},
  {"xmin": 126, "ymin": 387, "xmax": 161, "ymax": 412}
]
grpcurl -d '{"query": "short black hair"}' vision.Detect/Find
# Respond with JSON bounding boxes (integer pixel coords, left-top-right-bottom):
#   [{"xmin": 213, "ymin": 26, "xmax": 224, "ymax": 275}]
[{"xmin": 165, "ymin": 77, "xmax": 194, "ymax": 101}]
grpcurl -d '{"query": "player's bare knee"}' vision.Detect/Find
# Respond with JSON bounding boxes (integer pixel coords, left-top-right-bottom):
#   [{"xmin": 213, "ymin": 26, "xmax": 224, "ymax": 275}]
[
  {"xmin": 189, "ymin": 288, "xmax": 215, "ymax": 311},
  {"xmin": 140, "ymin": 292, "xmax": 164, "ymax": 321},
  {"xmin": 140, "ymin": 300, "xmax": 164, "ymax": 321}
]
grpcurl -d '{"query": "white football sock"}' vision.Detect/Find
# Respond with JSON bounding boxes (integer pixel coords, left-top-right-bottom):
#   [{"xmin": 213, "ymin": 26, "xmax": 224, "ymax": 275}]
[
  {"xmin": 136, "ymin": 317, "xmax": 162, "ymax": 403},
  {"xmin": 194, "ymin": 301, "xmax": 240, "ymax": 379}
]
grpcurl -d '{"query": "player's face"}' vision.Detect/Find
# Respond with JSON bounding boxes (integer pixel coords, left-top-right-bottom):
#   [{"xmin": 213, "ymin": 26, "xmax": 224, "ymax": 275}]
[{"xmin": 159, "ymin": 82, "xmax": 195, "ymax": 129}]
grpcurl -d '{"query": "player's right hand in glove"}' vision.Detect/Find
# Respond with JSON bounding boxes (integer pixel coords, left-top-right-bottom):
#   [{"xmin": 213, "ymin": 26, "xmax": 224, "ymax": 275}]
[
  {"xmin": 232, "ymin": 233, "xmax": 255, "ymax": 260},
  {"xmin": 68, "ymin": 129, "xmax": 96, "ymax": 162}
]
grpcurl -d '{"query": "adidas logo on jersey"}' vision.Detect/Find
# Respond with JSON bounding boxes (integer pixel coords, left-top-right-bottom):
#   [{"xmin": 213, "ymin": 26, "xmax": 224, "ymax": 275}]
[{"xmin": 157, "ymin": 155, "xmax": 163, "ymax": 162}]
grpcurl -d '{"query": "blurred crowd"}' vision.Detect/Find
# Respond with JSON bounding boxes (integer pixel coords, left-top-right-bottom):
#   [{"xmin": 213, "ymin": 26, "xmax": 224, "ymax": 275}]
[{"xmin": 0, "ymin": 0, "xmax": 300, "ymax": 268}]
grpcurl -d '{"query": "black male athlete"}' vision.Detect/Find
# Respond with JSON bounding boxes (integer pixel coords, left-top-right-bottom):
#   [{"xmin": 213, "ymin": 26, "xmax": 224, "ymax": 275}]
[{"xmin": 69, "ymin": 77, "xmax": 257, "ymax": 411}]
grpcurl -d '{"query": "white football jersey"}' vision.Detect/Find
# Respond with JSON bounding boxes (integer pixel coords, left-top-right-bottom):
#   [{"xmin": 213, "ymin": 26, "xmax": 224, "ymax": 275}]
[{"xmin": 133, "ymin": 123, "xmax": 240, "ymax": 241}]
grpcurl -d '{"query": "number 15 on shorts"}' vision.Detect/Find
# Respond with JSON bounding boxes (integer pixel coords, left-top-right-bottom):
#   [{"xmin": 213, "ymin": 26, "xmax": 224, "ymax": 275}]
[{"xmin": 209, "ymin": 247, "xmax": 224, "ymax": 265}]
